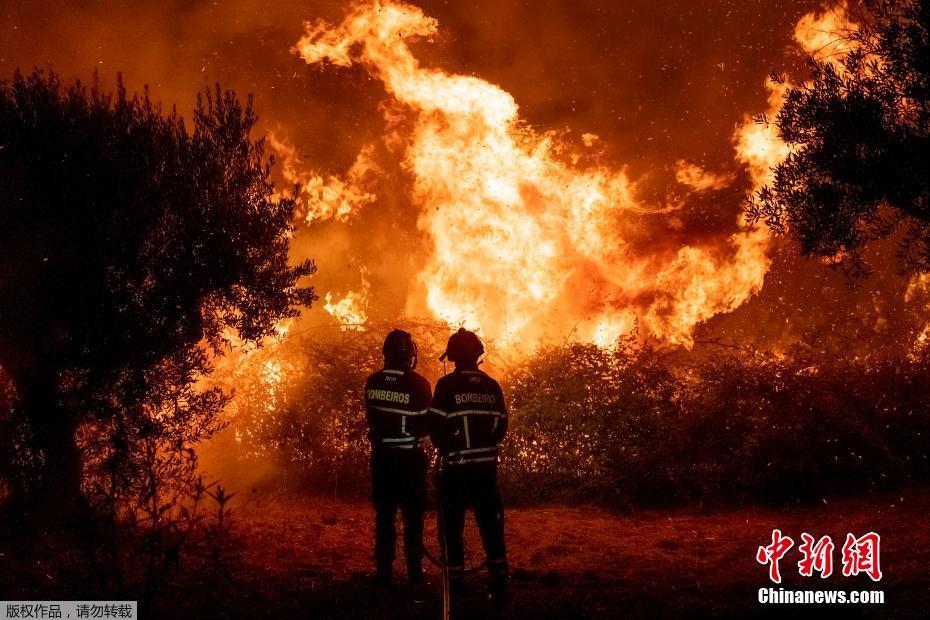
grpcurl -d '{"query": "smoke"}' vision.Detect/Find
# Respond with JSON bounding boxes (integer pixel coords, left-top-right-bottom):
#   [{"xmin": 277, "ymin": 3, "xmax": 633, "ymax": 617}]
[
  {"xmin": 0, "ymin": 1, "xmax": 828, "ymax": 349},
  {"xmin": 8, "ymin": 0, "xmax": 929, "ymax": 488},
  {"xmin": 292, "ymin": 0, "xmax": 780, "ymax": 350}
]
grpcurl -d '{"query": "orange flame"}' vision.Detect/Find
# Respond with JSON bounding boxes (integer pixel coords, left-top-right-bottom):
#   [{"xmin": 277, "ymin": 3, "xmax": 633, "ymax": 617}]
[
  {"xmin": 324, "ymin": 269, "xmax": 370, "ymax": 330},
  {"xmin": 291, "ymin": 1, "xmax": 856, "ymax": 352},
  {"xmin": 794, "ymin": 2, "xmax": 858, "ymax": 64},
  {"xmin": 734, "ymin": 3, "xmax": 860, "ymax": 205},
  {"xmin": 267, "ymin": 132, "xmax": 378, "ymax": 224},
  {"xmin": 674, "ymin": 160, "xmax": 735, "ymax": 192}
]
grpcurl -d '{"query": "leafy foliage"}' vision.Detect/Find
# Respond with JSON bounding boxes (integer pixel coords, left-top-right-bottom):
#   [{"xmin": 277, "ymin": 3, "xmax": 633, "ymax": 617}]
[
  {"xmin": 0, "ymin": 69, "xmax": 315, "ymax": 513},
  {"xmin": 210, "ymin": 321, "xmax": 452, "ymax": 495},
  {"xmin": 221, "ymin": 327, "xmax": 930, "ymax": 507},
  {"xmin": 746, "ymin": 0, "xmax": 930, "ymax": 275},
  {"xmin": 502, "ymin": 342, "xmax": 930, "ymax": 506}
]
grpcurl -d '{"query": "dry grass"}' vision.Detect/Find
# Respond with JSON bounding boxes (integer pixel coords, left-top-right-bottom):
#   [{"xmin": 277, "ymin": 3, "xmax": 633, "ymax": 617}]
[{"xmin": 219, "ymin": 487, "xmax": 930, "ymax": 618}]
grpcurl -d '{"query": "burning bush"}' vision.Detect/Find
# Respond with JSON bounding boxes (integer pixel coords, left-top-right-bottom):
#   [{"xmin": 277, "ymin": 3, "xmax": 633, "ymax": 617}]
[
  {"xmin": 501, "ymin": 342, "xmax": 930, "ymax": 506},
  {"xmin": 204, "ymin": 320, "xmax": 454, "ymax": 495},
  {"xmin": 215, "ymin": 325, "xmax": 930, "ymax": 507}
]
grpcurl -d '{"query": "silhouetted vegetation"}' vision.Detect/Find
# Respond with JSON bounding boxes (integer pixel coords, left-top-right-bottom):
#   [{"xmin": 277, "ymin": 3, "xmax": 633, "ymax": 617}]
[
  {"xmin": 0, "ymin": 69, "xmax": 314, "ymax": 536},
  {"xmin": 503, "ymin": 339, "xmax": 930, "ymax": 506},
  {"xmin": 207, "ymin": 321, "xmax": 453, "ymax": 495},
  {"xmin": 221, "ymin": 325, "xmax": 930, "ymax": 508},
  {"xmin": 746, "ymin": 0, "xmax": 930, "ymax": 276}
]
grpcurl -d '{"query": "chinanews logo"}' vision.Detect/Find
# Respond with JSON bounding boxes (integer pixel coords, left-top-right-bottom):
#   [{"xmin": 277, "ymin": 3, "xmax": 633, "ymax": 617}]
[{"xmin": 755, "ymin": 529, "xmax": 884, "ymax": 606}]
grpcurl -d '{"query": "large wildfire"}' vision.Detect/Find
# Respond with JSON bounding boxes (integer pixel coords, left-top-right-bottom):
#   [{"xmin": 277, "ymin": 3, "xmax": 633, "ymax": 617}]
[
  {"xmin": 201, "ymin": 1, "xmax": 876, "ymax": 421},
  {"xmin": 291, "ymin": 0, "xmax": 759, "ymax": 351},
  {"xmin": 4, "ymin": 1, "xmax": 926, "ymax": 437},
  {"xmin": 5, "ymin": 0, "xmax": 930, "ymax": 500},
  {"xmin": 284, "ymin": 0, "xmax": 853, "ymax": 352},
  {"xmin": 0, "ymin": 0, "xmax": 885, "ymax": 361}
]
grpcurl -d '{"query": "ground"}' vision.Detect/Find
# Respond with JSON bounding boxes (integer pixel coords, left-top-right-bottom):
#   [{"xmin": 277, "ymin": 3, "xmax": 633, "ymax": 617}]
[{"xmin": 217, "ymin": 487, "xmax": 930, "ymax": 618}]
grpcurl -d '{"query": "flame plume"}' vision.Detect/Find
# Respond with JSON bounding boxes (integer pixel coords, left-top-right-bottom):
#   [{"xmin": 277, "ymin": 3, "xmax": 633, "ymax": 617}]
[
  {"xmin": 324, "ymin": 269, "xmax": 371, "ymax": 330},
  {"xmin": 291, "ymin": 1, "xmax": 866, "ymax": 353},
  {"xmin": 267, "ymin": 132, "xmax": 379, "ymax": 224},
  {"xmin": 293, "ymin": 0, "xmax": 775, "ymax": 351}
]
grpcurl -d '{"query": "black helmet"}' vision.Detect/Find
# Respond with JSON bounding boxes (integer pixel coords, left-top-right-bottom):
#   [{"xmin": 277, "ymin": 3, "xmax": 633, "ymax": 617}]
[
  {"xmin": 383, "ymin": 329, "xmax": 417, "ymax": 368},
  {"xmin": 440, "ymin": 328, "xmax": 484, "ymax": 363}
]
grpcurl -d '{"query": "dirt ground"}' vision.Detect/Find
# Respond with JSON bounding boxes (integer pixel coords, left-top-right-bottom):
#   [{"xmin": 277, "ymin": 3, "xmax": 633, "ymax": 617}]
[{"xmin": 218, "ymin": 487, "xmax": 930, "ymax": 619}]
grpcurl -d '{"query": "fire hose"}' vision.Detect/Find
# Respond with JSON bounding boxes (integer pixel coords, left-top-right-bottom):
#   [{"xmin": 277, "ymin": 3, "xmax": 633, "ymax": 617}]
[
  {"xmin": 437, "ymin": 487, "xmax": 450, "ymax": 620},
  {"xmin": 421, "ymin": 514, "xmax": 488, "ymax": 575}
]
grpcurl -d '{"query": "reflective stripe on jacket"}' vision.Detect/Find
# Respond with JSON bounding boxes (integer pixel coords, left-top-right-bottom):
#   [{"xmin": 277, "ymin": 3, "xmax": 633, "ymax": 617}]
[
  {"xmin": 428, "ymin": 369, "xmax": 507, "ymax": 465},
  {"xmin": 364, "ymin": 367, "xmax": 432, "ymax": 451}
]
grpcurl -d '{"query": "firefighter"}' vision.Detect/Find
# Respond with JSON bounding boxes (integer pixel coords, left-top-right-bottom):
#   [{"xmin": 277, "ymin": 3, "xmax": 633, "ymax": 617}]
[
  {"xmin": 428, "ymin": 328, "xmax": 509, "ymax": 602},
  {"xmin": 364, "ymin": 329, "xmax": 432, "ymax": 588}
]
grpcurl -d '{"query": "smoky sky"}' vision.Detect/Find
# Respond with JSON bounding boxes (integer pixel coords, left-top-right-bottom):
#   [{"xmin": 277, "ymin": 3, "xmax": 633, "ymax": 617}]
[
  {"xmin": 2, "ymin": 0, "xmax": 922, "ymax": 353},
  {"xmin": 0, "ymin": 0, "xmax": 821, "ymax": 183}
]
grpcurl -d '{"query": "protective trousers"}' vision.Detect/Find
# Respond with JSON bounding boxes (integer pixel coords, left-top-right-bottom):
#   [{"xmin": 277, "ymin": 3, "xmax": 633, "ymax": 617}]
[
  {"xmin": 371, "ymin": 449, "xmax": 426, "ymax": 582},
  {"xmin": 439, "ymin": 463, "xmax": 509, "ymax": 589}
]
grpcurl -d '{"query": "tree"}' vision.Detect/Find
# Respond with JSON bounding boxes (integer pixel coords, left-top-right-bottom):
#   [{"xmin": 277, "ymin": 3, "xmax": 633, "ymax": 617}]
[
  {"xmin": 0, "ymin": 70, "xmax": 316, "ymax": 515},
  {"xmin": 746, "ymin": 0, "xmax": 930, "ymax": 275}
]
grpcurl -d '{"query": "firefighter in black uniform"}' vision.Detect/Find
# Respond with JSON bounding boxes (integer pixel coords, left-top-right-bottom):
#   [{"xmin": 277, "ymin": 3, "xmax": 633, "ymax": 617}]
[
  {"xmin": 428, "ymin": 328, "xmax": 509, "ymax": 601},
  {"xmin": 364, "ymin": 329, "xmax": 432, "ymax": 588}
]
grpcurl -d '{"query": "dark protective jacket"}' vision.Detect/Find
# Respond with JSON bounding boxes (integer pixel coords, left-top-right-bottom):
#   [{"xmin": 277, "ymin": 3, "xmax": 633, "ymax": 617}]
[
  {"xmin": 428, "ymin": 368, "xmax": 508, "ymax": 466},
  {"xmin": 364, "ymin": 367, "xmax": 432, "ymax": 451}
]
